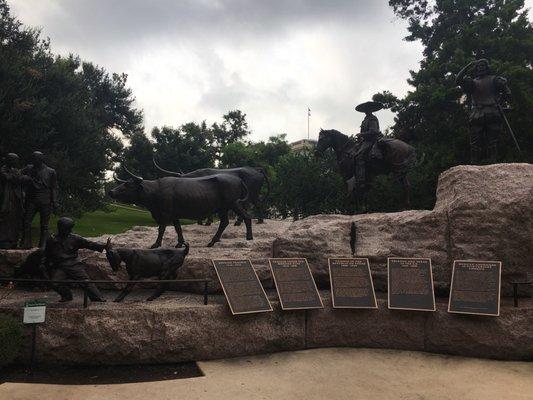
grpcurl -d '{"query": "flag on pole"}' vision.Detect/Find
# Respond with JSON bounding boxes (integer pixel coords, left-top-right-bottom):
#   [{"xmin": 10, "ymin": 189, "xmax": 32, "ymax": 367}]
[{"xmin": 308, "ymin": 107, "xmax": 311, "ymax": 116}]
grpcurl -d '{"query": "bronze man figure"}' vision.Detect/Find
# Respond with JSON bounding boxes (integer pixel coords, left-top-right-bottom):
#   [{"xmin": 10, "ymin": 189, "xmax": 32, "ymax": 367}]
[
  {"xmin": 455, "ymin": 59, "xmax": 511, "ymax": 163},
  {"xmin": 354, "ymin": 101, "xmax": 384, "ymax": 188},
  {"xmin": 45, "ymin": 217, "xmax": 108, "ymax": 303},
  {"xmin": 0, "ymin": 153, "xmax": 26, "ymax": 248},
  {"xmin": 20, "ymin": 151, "xmax": 58, "ymax": 248}
]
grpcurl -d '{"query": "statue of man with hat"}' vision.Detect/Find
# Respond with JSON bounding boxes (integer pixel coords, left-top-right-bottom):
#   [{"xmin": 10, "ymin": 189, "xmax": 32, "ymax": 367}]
[
  {"xmin": 455, "ymin": 58, "xmax": 515, "ymax": 163},
  {"xmin": 354, "ymin": 101, "xmax": 384, "ymax": 188},
  {"xmin": 20, "ymin": 151, "xmax": 58, "ymax": 249}
]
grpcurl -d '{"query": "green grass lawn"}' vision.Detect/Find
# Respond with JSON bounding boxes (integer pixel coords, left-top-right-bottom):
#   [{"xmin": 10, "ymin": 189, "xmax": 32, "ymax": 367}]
[{"xmin": 30, "ymin": 203, "xmax": 193, "ymax": 240}]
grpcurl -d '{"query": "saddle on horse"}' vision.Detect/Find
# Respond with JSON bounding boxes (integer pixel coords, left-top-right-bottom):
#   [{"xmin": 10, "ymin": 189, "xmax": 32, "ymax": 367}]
[{"xmin": 342, "ymin": 136, "xmax": 383, "ymax": 161}]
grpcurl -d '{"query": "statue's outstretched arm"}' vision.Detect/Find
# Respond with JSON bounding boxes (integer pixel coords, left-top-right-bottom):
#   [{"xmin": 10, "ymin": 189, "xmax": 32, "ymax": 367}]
[{"xmin": 455, "ymin": 60, "xmax": 477, "ymax": 86}]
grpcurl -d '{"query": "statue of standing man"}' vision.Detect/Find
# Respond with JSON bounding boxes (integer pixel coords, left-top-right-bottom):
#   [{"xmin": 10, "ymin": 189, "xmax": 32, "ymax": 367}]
[
  {"xmin": 0, "ymin": 153, "xmax": 26, "ymax": 248},
  {"xmin": 20, "ymin": 151, "xmax": 58, "ymax": 249},
  {"xmin": 455, "ymin": 59, "xmax": 513, "ymax": 163}
]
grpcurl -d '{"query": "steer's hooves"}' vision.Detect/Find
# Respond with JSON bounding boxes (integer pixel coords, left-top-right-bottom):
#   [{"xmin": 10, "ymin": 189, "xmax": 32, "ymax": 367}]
[
  {"xmin": 146, "ymin": 297, "xmax": 155, "ymax": 302},
  {"xmin": 246, "ymin": 235, "xmax": 254, "ymax": 241},
  {"xmin": 113, "ymin": 298, "xmax": 122, "ymax": 303},
  {"xmin": 175, "ymin": 242, "xmax": 184, "ymax": 248},
  {"xmin": 234, "ymin": 221, "xmax": 242, "ymax": 226},
  {"xmin": 207, "ymin": 242, "xmax": 215, "ymax": 247},
  {"xmin": 149, "ymin": 243, "xmax": 160, "ymax": 249}
]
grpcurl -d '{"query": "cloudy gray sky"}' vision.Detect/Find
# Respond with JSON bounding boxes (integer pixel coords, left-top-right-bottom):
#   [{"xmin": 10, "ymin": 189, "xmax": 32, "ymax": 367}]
[{"xmin": 8, "ymin": 0, "xmax": 532, "ymax": 143}]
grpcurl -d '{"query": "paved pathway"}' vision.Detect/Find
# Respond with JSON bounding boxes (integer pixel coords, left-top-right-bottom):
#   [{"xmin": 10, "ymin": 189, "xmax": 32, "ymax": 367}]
[{"xmin": 1, "ymin": 348, "xmax": 532, "ymax": 400}]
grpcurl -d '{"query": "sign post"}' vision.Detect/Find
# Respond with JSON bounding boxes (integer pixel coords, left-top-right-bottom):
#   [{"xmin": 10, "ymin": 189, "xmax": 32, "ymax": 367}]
[{"xmin": 23, "ymin": 300, "xmax": 47, "ymax": 374}]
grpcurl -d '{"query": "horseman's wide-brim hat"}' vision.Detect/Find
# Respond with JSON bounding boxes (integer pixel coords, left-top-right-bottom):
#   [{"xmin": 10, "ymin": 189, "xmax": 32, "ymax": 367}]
[{"xmin": 355, "ymin": 101, "xmax": 383, "ymax": 113}]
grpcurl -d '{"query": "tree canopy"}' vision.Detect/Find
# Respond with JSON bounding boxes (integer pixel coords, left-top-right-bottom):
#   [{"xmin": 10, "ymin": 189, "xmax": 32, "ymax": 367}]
[
  {"xmin": 3, "ymin": 0, "xmax": 531, "ymax": 218},
  {"xmin": 0, "ymin": 0, "xmax": 142, "ymax": 214},
  {"xmin": 373, "ymin": 0, "xmax": 533, "ymax": 209}
]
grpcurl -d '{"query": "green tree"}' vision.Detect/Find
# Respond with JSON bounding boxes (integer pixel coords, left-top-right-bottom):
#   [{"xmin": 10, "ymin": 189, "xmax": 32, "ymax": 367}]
[
  {"xmin": 218, "ymin": 134, "xmax": 292, "ymax": 217},
  {"xmin": 212, "ymin": 110, "xmax": 250, "ymax": 161},
  {"xmin": 272, "ymin": 150, "xmax": 348, "ymax": 219},
  {"xmin": 152, "ymin": 121, "xmax": 215, "ymax": 174},
  {"xmin": 0, "ymin": 0, "xmax": 142, "ymax": 214},
  {"xmin": 220, "ymin": 140, "xmax": 255, "ymax": 167},
  {"xmin": 374, "ymin": 0, "xmax": 533, "ymax": 209},
  {"xmin": 120, "ymin": 130, "xmax": 155, "ymax": 179}
]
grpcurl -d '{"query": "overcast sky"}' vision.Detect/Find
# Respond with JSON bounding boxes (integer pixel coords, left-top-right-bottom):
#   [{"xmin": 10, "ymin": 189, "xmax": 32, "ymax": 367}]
[{"xmin": 8, "ymin": 0, "xmax": 532, "ymax": 143}]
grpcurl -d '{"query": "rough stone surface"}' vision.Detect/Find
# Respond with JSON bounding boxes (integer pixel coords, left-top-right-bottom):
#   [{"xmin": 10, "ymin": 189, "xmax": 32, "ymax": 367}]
[
  {"xmin": 0, "ymin": 163, "xmax": 531, "ymax": 296},
  {"xmin": 306, "ymin": 295, "xmax": 427, "ymax": 351},
  {"xmin": 272, "ymin": 211, "xmax": 449, "ymax": 293},
  {"xmin": 424, "ymin": 301, "xmax": 533, "ymax": 359},
  {"xmin": 434, "ymin": 163, "xmax": 533, "ymax": 295},
  {"xmin": 0, "ymin": 289, "xmax": 530, "ymax": 365},
  {"xmin": 307, "ymin": 295, "xmax": 532, "ymax": 361},
  {"xmin": 1, "ymin": 289, "xmax": 304, "ymax": 365},
  {"xmin": 274, "ymin": 163, "xmax": 533, "ymax": 296}
]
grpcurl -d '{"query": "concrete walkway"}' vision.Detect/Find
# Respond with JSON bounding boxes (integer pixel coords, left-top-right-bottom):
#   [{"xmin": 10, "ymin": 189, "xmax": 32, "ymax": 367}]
[{"xmin": 1, "ymin": 348, "xmax": 532, "ymax": 400}]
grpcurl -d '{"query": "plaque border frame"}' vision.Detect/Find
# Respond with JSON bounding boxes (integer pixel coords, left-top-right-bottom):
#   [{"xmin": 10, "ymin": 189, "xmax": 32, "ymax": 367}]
[
  {"xmin": 268, "ymin": 257, "xmax": 324, "ymax": 311},
  {"xmin": 328, "ymin": 257, "xmax": 378, "ymax": 309},
  {"xmin": 447, "ymin": 259, "xmax": 502, "ymax": 317},
  {"xmin": 212, "ymin": 258, "xmax": 273, "ymax": 315},
  {"xmin": 387, "ymin": 257, "xmax": 436, "ymax": 312}
]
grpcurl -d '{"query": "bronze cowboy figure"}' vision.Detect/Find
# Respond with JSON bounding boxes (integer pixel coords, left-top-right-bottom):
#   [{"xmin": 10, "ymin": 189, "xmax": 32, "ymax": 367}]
[
  {"xmin": 20, "ymin": 151, "xmax": 59, "ymax": 249},
  {"xmin": 354, "ymin": 101, "xmax": 384, "ymax": 190},
  {"xmin": 455, "ymin": 59, "xmax": 518, "ymax": 163},
  {"xmin": 316, "ymin": 101, "xmax": 416, "ymax": 213}
]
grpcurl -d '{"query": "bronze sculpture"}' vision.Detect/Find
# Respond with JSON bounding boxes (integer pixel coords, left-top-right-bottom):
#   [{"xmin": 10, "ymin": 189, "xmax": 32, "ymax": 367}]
[
  {"xmin": 316, "ymin": 127, "xmax": 416, "ymax": 212},
  {"xmin": 153, "ymin": 158, "xmax": 270, "ymax": 225},
  {"xmin": 45, "ymin": 217, "xmax": 108, "ymax": 302},
  {"xmin": 20, "ymin": 151, "xmax": 58, "ymax": 248},
  {"xmin": 109, "ymin": 167, "xmax": 253, "ymax": 248},
  {"xmin": 354, "ymin": 101, "xmax": 384, "ymax": 189},
  {"xmin": 455, "ymin": 59, "xmax": 516, "ymax": 163},
  {"xmin": 0, "ymin": 153, "xmax": 26, "ymax": 248},
  {"xmin": 106, "ymin": 240, "xmax": 189, "ymax": 302}
]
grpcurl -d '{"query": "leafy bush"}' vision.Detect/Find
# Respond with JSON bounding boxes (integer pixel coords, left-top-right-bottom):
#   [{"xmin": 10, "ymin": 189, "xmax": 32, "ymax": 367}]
[{"xmin": 0, "ymin": 313, "xmax": 23, "ymax": 368}]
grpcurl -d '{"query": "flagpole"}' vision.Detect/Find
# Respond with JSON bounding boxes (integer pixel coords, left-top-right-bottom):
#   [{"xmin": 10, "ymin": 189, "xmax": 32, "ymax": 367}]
[{"xmin": 307, "ymin": 107, "xmax": 310, "ymax": 140}]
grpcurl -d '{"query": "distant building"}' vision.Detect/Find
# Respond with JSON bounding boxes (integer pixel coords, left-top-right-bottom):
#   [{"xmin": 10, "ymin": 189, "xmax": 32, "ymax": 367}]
[{"xmin": 290, "ymin": 139, "xmax": 317, "ymax": 153}]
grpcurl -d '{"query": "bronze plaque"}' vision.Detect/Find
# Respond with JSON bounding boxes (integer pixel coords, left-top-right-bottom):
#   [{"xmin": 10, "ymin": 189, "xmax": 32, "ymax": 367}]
[
  {"xmin": 269, "ymin": 258, "xmax": 324, "ymax": 310},
  {"xmin": 448, "ymin": 260, "xmax": 501, "ymax": 316},
  {"xmin": 329, "ymin": 258, "xmax": 377, "ymax": 309},
  {"xmin": 212, "ymin": 259, "xmax": 273, "ymax": 315},
  {"xmin": 388, "ymin": 257, "xmax": 436, "ymax": 311}
]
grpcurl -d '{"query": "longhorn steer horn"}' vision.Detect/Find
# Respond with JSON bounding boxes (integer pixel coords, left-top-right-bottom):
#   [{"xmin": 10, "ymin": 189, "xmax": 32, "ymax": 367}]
[
  {"xmin": 153, "ymin": 156, "xmax": 182, "ymax": 177},
  {"xmin": 113, "ymin": 172, "xmax": 127, "ymax": 183},
  {"xmin": 123, "ymin": 165, "xmax": 143, "ymax": 181}
]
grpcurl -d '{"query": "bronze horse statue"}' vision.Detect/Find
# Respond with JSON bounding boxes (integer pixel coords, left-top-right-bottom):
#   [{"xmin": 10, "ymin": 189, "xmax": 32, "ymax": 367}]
[{"xmin": 316, "ymin": 129, "xmax": 416, "ymax": 212}]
